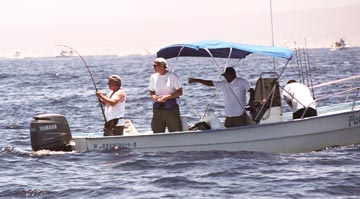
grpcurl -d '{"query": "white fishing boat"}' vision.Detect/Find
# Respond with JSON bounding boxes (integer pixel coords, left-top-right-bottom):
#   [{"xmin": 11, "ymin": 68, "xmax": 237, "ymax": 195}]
[
  {"xmin": 330, "ymin": 38, "xmax": 348, "ymax": 51},
  {"xmin": 9, "ymin": 49, "xmax": 24, "ymax": 59},
  {"xmin": 56, "ymin": 49, "xmax": 75, "ymax": 57},
  {"xmin": 30, "ymin": 40, "xmax": 360, "ymax": 153}
]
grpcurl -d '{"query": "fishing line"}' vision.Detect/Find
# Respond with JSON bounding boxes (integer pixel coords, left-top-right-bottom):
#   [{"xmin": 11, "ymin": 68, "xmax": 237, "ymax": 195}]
[{"xmin": 56, "ymin": 45, "xmax": 107, "ymax": 122}]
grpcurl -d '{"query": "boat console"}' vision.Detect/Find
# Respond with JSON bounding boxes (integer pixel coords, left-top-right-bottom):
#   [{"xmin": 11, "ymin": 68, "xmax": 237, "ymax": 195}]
[{"xmin": 251, "ymin": 72, "xmax": 282, "ymax": 124}]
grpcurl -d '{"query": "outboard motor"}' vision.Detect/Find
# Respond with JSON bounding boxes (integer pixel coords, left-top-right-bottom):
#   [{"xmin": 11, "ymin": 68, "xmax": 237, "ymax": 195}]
[{"xmin": 30, "ymin": 113, "xmax": 72, "ymax": 151}]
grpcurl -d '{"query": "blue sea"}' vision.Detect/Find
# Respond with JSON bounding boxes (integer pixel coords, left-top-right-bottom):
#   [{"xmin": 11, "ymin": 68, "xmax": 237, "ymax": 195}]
[{"xmin": 1, "ymin": 47, "xmax": 360, "ymax": 198}]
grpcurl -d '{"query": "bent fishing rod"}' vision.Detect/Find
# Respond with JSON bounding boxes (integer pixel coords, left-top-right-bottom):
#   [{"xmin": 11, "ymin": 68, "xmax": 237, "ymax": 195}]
[{"xmin": 56, "ymin": 45, "xmax": 107, "ymax": 122}]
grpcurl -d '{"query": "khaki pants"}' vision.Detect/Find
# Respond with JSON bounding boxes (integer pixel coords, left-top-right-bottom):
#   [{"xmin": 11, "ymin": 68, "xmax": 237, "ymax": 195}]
[{"xmin": 151, "ymin": 105, "xmax": 182, "ymax": 133}]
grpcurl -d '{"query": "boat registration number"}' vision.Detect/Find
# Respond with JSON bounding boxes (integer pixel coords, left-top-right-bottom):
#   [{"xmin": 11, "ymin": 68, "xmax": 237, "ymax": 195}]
[{"xmin": 93, "ymin": 142, "xmax": 137, "ymax": 150}]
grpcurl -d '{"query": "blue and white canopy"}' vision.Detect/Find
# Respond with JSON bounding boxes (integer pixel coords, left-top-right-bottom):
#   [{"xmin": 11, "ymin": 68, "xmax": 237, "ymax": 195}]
[{"xmin": 157, "ymin": 40, "xmax": 293, "ymax": 60}]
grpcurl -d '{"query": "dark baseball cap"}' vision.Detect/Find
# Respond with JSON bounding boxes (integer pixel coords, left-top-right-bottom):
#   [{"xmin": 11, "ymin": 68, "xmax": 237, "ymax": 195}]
[{"xmin": 222, "ymin": 67, "xmax": 236, "ymax": 76}]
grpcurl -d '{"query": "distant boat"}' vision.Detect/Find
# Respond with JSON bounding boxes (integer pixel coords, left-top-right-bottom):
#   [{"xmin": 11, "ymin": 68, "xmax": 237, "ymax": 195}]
[
  {"xmin": 56, "ymin": 49, "xmax": 75, "ymax": 57},
  {"xmin": 330, "ymin": 38, "xmax": 348, "ymax": 51},
  {"xmin": 10, "ymin": 49, "xmax": 24, "ymax": 59}
]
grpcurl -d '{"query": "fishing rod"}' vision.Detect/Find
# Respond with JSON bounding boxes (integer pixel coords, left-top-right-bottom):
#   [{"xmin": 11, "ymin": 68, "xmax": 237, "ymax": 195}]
[{"xmin": 56, "ymin": 45, "xmax": 107, "ymax": 122}]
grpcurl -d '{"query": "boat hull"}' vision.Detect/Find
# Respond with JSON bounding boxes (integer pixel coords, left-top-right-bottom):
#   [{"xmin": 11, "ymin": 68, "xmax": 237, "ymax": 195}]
[{"xmin": 74, "ymin": 108, "xmax": 360, "ymax": 153}]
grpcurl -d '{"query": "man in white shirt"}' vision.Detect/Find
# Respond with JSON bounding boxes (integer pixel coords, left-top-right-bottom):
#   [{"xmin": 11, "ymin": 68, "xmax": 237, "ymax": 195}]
[
  {"xmin": 282, "ymin": 80, "xmax": 317, "ymax": 119},
  {"xmin": 188, "ymin": 67, "xmax": 254, "ymax": 127},
  {"xmin": 96, "ymin": 75, "xmax": 126, "ymax": 136},
  {"xmin": 149, "ymin": 58, "xmax": 183, "ymax": 133}
]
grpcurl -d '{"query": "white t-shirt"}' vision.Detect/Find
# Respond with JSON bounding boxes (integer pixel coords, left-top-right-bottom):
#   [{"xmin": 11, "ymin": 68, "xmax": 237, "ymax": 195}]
[
  {"xmin": 149, "ymin": 71, "xmax": 182, "ymax": 97},
  {"xmin": 213, "ymin": 77, "xmax": 251, "ymax": 117},
  {"xmin": 283, "ymin": 82, "xmax": 316, "ymax": 112},
  {"xmin": 105, "ymin": 90, "xmax": 126, "ymax": 126}
]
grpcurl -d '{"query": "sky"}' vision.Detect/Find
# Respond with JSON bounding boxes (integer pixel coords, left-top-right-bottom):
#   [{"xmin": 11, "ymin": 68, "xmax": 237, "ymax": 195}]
[{"xmin": 0, "ymin": 0, "xmax": 359, "ymax": 57}]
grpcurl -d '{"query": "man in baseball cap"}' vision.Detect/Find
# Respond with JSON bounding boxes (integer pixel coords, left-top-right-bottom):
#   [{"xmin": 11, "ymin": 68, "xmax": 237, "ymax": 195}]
[
  {"xmin": 96, "ymin": 74, "xmax": 126, "ymax": 136},
  {"xmin": 188, "ymin": 67, "xmax": 254, "ymax": 128},
  {"xmin": 108, "ymin": 74, "xmax": 122, "ymax": 86}
]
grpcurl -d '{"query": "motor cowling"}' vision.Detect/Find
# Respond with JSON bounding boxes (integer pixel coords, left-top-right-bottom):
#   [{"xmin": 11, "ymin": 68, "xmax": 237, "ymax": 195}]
[{"xmin": 30, "ymin": 113, "xmax": 72, "ymax": 151}]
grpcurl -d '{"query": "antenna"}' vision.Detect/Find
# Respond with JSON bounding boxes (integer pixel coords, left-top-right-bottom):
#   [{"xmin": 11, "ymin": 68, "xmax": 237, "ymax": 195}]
[{"xmin": 269, "ymin": 0, "xmax": 276, "ymax": 70}]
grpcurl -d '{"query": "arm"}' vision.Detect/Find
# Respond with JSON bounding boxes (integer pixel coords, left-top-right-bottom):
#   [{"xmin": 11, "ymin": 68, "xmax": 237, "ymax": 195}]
[
  {"xmin": 248, "ymin": 88, "xmax": 255, "ymax": 107},
  {"xmin": 150, "ymin": 90, "xmax": 157, "ymax": 102},
  {"xmin": 282, "ymin": 92, "xmax": 293, "ymax": 107},
  {"xmin": 95, "ymin": 90, "xmax": 105, "ymax": 104},
  {"xmin": 285, "ymin": 98, "xmax": 292, "ymax": 108},
  {"xmin": 282, "ymin": 83, "xmax": 297, "ymax": 108},
  {"xmin": 157, "ymin": 88, "xmax": 183, "ymax": 103},
  {"xmin": 282, "ymin": 87, "xmax": 293, "ymax": 108},
  {"xmin": 96, "ymin": 90, "xmax": 125, "ymax": 106},
  {"xmin": 188, "ymin": 78, "xmax": 214, "ymax": 86}
]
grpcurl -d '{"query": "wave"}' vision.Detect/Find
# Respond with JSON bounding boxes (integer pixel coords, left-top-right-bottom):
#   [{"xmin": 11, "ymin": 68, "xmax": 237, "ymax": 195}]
[{"xmin": 152, "ymin": 176, "xmax": 218, "ymax": 188}]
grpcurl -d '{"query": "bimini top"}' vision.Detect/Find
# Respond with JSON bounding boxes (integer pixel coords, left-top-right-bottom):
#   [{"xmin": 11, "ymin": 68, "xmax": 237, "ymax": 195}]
[{"xmin": 157, "ymin": 40, "xmax": 293, "ymax": 60}]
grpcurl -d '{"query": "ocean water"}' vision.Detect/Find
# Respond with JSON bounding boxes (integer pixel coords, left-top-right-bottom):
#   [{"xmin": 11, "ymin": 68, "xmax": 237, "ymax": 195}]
[{"xmin": 1, "ymin": 47, "xmax": 360, "ymax": 198}]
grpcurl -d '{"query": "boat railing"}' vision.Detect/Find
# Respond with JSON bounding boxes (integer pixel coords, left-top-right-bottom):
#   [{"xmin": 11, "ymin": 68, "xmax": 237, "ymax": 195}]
[
  {"xmin": 310, "ymin": 75, "xmax": 360, "ymax": 110},
  {"xmin": 310, "ymin": 75, "xmax": 360, "ymax": 90},
  {"xmin": 281, "ymin": 75, "xmax": 360, "ymax": 119}
]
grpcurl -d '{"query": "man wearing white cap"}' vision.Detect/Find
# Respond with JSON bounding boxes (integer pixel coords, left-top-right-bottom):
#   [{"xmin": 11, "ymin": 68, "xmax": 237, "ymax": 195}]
[
  {"xmin": 149, "ymin": 57, "xmax": 183, "ymax": 133},
  {"xmin": 96, "ymin": 74, "xmax": 126, "ymax": 136}
]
